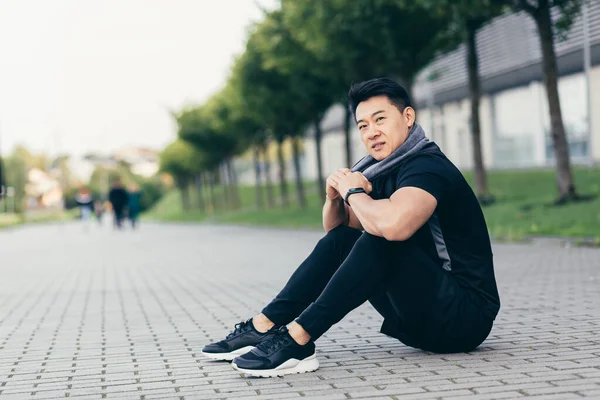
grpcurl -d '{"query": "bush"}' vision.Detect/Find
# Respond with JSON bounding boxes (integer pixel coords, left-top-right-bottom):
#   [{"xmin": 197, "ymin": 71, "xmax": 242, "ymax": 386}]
[{"xmin": 137, "ymin": 176, "xmax": 166, "ymax": 212}]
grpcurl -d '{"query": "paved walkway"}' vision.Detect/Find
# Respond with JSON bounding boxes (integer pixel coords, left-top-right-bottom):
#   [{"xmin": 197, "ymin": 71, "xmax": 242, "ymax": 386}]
[{"xmin": 0, "ymin": 221, "xmax": 599, "ymax": 399}]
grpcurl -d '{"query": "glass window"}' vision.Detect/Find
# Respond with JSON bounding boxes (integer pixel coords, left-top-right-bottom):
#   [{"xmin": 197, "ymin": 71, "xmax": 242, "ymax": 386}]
[{"xmin": 541, "ymin": 73, "xmax": 589, "ymax": 162}]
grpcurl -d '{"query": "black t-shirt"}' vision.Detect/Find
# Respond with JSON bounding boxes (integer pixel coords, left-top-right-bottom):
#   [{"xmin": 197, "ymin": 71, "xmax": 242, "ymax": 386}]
[
  {"xmin": 369, "ymin": 142, "xmax": 500, "ymax": 319},
  {"xmin": 109, "ymin": 188, "xmax": 129, "ymax": 210}
]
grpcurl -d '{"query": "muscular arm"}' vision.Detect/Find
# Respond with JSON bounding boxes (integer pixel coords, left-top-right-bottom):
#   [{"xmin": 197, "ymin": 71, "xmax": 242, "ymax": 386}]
[
  {"xmin": 322, "ymin": 196, "xmax": 346, "ymax": 232},
  {"xmin": 322, "ymin": 196, "xmax": 364, "ymax": 232},
  {"xmin": 323, "ymin": 167, "xmax": 364, "ymax": 232},
  {"xmin": 345, "ymin": 187, "xmax": 437, "ymax": 241}
]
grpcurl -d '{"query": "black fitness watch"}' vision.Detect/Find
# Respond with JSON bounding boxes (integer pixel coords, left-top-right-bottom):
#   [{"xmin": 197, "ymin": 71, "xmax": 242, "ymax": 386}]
[{"xmin": 344, "ymin": 187, "xmax": 367, "ymax": 206}]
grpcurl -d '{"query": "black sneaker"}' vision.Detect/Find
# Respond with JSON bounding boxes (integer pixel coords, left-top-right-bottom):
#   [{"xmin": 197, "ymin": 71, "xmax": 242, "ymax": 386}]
[
  {"xmin": 231, "ymin": 326, "xmax": 319, "ymax": 377},
  {"xmin": 201, "ymin": 319, "xmax": 278, "ymax": 361}
]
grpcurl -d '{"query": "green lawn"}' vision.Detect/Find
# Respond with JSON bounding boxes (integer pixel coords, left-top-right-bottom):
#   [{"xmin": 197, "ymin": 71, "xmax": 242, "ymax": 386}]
[
  {"xmin": 0, "ymin": 209, "xmax": 79, "ymax": 229},
  {"xmin": 145, "ymin": 167, "xmax": 600, "ymax": 241},
  {"xmin": 0, "ymin": 213, "xmax": 21, "ymax": 229}
]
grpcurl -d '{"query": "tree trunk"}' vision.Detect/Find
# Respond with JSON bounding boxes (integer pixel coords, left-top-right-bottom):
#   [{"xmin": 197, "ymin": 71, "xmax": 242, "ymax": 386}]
[
  {"xmin": 466, "ymin": 19, "xmax": 492, "ymax": 204},
  {"xmin": 314, "ymin": 117, "xmax": 326, "ymax": 204},
  {"xmin": 532, "ymin": 2, "xmax": 577, "ymax": 202},
  {"xmin": 227, "ymin": 159, "xmax": 240, "ymax": 209},
  {"xmin": 262, "ymin": 144, "xmax": 275, "ymax": 207},
  {"xmin": 209, "ymin": 170, "xmax": 217, "ymax": 212},
  {"xmin": 177, "ymin": 178, "xmax": 191, "ymax": 211},
  {"xmin": 194, "ymin": 173, "xmax": 205, "ymax": 212},
  {"xmin": 291, "ymin": 136, "xmax": 307, "ymax": 209},
  {"xmin": 201, "ymin": 172, "xmax": 212, "ymax": 213},
  {"xmin": 276, "ymin": 139, "xmax": 289, "ymax": 208},
  {"xmin": 253, "ymin": 147, "xmax": 264, "ymax": 209},
  {"xmin": 220, "ymin": 163, "xmax": 232, "ymax": 209},
  {"xmin": 343, "ymin": 105, "xmax": 353, "ymax": 167}
]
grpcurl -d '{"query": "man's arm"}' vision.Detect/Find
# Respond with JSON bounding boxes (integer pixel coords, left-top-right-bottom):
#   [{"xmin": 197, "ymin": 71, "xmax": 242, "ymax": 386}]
[
  {"xmin": 346, "ymin": 203, "xmax": 364, "ymax": 230},
  {"xmin": 323, "ymin": 168, "xmax": 366, "ymax": 232},
  {"xmin": 322, "ymin": 195, "xmax": 364, "ymax": 232},
  {"xmin": 345, "ymin": 186, "xmax": 437, "ymax": 241},
  {"xmin": 322, "ymin": 195, "xmax": 346, "ymax": 232}
]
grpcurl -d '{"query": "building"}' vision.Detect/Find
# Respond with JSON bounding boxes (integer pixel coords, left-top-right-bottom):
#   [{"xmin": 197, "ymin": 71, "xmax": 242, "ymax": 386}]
[
  {"xmin": 113, "ymin": 147, "xmax": 160, "ymax": 178},
  {"xmin": 301, "ymin": 4, "xmax": 600, "ymax": 179},
  {"xmin": 81, "ymin": 147, "xmax": 160, "ymax": 179},
  {"xmin": 25, "ymin": 168, "xmax": 63, "ymax": 210}
]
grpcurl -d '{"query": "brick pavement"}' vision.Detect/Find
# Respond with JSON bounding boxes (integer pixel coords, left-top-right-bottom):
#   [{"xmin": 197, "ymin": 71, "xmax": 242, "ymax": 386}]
[{"xmin": 0, "ymin": 222, "xmax": 598, "ymax": 399}]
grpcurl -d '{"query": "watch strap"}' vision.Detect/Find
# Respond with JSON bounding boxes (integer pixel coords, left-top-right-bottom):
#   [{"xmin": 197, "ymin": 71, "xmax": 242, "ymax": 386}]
[{"xmin": 344, "ymin": 187, "xmax": 366, "ymax": 206}]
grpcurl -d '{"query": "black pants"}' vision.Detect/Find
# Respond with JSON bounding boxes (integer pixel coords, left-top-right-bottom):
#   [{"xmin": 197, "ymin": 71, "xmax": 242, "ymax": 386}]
[
  {"xmin": 262, "ymin": 225, "xmax": 493, "ymax": 353},
  {"xmin": 114, "ymin": 208, "xmax": 125, "ymax": 229}
]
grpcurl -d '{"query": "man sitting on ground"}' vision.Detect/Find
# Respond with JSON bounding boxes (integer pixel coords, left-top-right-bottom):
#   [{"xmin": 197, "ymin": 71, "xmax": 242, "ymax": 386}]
[{"xmin": 202, "ymin": 77, "xmax": 501, "ymax": 378}]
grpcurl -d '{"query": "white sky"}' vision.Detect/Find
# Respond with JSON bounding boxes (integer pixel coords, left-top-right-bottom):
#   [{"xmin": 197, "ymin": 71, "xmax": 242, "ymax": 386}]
[{"xmin": 0, "ymin": 0, "xmax": 275, "ymax": 157}]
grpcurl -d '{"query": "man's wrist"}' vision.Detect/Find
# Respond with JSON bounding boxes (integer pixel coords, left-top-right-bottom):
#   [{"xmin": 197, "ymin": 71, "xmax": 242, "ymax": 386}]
[
  {"xmin": 326, "ymin": 193, "xmax": 343, "ymax": 202},
  {"xmin": 344, "ymin": 187, "xmax": 367, "ymax": 206}
]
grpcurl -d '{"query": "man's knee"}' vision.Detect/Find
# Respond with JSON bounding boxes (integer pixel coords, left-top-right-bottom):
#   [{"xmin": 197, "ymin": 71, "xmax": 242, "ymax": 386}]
[
  {"xmin": 322, "ymin": 225, "xmax": 361, "ymax": 242},
  {"xmin": 316, "ymin": 225, "xmax": 362, "ymax": 253},
  {"xmin": 352, "ymin": 231, "xmax": 400, "ymax": 252}
]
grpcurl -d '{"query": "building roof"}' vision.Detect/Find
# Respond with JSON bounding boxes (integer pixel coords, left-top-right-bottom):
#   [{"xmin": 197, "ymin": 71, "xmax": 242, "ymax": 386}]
[{"xmin": 413, "ymin": 3, "xmax": 600, "ymax": 106}]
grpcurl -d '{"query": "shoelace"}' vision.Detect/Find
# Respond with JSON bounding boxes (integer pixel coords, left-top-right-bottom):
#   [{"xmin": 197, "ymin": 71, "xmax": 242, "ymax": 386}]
[
  {"xmin": 256, "ymin": 330, "xmax": 291, "ymax": 353},
  {"xmin": 225, "ymin": 319, "xmax": 251, "ymax": 339}
]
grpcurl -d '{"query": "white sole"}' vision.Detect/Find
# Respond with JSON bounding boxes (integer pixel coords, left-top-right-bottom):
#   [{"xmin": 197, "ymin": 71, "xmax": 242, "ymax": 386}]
[
  {"xmin": 201, "ymin": 345, "xmax": 255, "ymax": 361},
  {"xmin": 231, "ymin": 353, "xmax": 319, "ymax": 377}
]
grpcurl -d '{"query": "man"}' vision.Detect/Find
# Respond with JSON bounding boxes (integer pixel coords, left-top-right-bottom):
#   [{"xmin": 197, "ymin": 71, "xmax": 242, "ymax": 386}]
[
  {"xmin": 202, "ymin": 77, "xmax": 500, "ymax": 378},
  {"xmin": 108, "ymin": 179, "xmax": 129, "ymax": 229},
  {"xmin": 127, "ymin": 183, "xmax": 142, "ymax": 229}
]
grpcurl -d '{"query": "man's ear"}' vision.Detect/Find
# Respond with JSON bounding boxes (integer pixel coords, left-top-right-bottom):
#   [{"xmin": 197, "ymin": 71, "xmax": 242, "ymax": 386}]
[{"xmin": 404, "ymin": 107, "xmax": 416, "ymax": 126}]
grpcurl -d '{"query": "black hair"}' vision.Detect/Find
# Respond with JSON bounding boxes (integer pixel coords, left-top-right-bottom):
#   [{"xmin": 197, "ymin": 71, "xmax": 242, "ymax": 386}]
[{"xmin": 347, "ymin": 77, "xmax": 412, "ymax": 121}]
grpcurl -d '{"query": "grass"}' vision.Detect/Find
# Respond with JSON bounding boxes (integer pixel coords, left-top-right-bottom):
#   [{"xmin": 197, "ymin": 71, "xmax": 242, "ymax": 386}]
[
  {"xmin": 145, "ymin": 167, "xmax": 600, "ymax": 241},
  {"xmin": 145, "ymin": 180, "xmax": 323, "ymax": 228},
  {"xmin": 0, "ymin": 209, "xmax": 79, "ymax": 230},
  {"xmin": 0, "ymin": 213, "xmax": 22, "ymax": 229},
  {"xmin": 462, "ymin": 167, "xmax": 600, "ymax": 241}
]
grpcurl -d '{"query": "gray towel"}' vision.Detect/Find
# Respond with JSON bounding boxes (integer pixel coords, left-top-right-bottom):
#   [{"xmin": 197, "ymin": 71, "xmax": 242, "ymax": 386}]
[{"xmin": 351, "ymin": 122, "xmax": 430, "ymax": 181}]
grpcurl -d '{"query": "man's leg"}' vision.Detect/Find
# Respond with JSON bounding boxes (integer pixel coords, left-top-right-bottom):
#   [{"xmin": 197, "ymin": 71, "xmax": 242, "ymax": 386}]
[
  {"xmin": 232, "ymin": 232, "xmax": 427, "ymax": 376},
  {"xmin": 293, "ymin": 232, "xmax": 401, "ymax": 340},
  {"xmin": 201, "ymin": 225, "xmax": 362, "ymax": 361},
  {"xmin": 294, "ymin": 232, "xmax": 492, "ymax": 353},
  {"xmin": 260, "ymin": 225, "xmax": 363, "ymax": 328},
  {"xmin": 232, "ymin": 231, "xmax": 493, "ymax": 376}
]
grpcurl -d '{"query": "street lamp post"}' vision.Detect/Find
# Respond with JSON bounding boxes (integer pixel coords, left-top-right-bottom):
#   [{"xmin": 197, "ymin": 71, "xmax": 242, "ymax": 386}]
[{"xmin": 582, "ymin": 0, "xmax": 593, "ymax": 166}]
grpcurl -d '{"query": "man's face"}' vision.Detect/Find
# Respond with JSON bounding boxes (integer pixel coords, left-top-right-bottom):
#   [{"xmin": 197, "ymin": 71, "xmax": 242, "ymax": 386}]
[{"xmin": 355, "ymin": 95, "xmax": 415, "ymax": 161}]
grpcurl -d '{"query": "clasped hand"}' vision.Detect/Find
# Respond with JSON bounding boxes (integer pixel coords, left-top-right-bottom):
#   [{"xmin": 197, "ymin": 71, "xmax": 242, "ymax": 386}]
[{"xmin": 325, "ymin": 168, "xmax": 372, "ymax": 201}]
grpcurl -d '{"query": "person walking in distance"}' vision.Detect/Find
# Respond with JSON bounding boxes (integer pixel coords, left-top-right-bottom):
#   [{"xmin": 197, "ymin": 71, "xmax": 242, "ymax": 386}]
[{"xmin": 108, "ymin": 179, "xmax": 129, "ymax": 229}]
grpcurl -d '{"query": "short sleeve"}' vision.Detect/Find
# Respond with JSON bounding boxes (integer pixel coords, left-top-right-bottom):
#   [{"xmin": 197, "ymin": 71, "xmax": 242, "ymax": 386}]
[{"xmin": 395, "ymin": 156, "xmax": 453, "ymax": 203}]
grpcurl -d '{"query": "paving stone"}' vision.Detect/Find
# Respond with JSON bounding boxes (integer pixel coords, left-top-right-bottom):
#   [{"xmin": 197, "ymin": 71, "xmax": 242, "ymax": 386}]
[{"xmin": 0, "ymin": 223, "xmax": 598, "ymax": 399}]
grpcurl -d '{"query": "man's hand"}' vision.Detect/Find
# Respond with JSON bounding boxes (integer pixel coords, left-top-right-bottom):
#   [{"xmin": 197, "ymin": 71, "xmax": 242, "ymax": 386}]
[
  {"xmin": 325, "ymin": 168, "xmax": 351, "ymax": 200},
  {"xmin": 338, "ymin": 172, "xmax": 372, "ymax": 201}
]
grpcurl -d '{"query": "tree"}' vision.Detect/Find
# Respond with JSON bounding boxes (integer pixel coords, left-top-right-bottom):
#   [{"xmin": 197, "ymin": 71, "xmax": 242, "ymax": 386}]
[
  {"xmin": 176, "ymin": 105, "xmax": 228, "ymax": 211},
  {"xmin": 159, "ymin": 140, "xmax": 205, "ymax": 211},
  {"xmin": 13, "ymin": 145, "xmax": 50, "ymax": 171},
  {"xmin": 3, "ymin": 153, "xmax": 27, "ymax": 214},
  {"xmin": 232, "ymin": 23, "xmax": 306, "ymax": 208},
  {"xmin": 282, "ymin": 0, "xmax": 451, "ymax": 167},
  {"xmin": 252, "ymin": 9, "xmax": 339, "ymax": 205},
  {"xmin": 418, "ymin": 0, "xmax": 503, "ymax": 203},
  {"xmin": 0, "ymin": 156, "xmax": 5, "ymax": 200},
  {"xmin": 494, "ymin": 0, "xmax": 583, "ymax": 203}
]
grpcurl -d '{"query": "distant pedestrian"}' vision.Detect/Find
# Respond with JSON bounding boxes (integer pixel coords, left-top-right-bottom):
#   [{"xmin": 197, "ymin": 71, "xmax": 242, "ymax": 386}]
[
  {"xmin": 108, "ymin": 179, "xmax": 129, "ymax": 229},
  {"xmin": 93, "ymin": 199, "xmax": 104, "ymax": 224},
  {"xmin": 128, "ymin": 183, "xmax": 142, "ymax": 229},
  {"xmin": 75, "ymin": 187, "xmax": 94, "ymax": 226}
]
